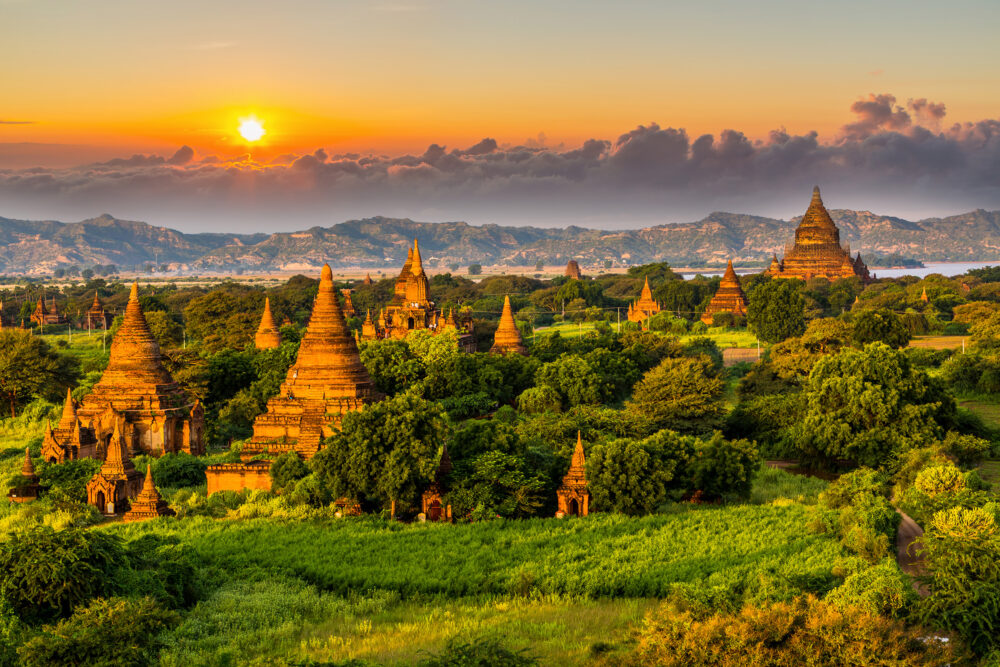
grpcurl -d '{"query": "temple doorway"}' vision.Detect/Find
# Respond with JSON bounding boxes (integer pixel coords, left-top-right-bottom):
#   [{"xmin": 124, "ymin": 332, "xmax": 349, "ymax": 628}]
[
  {"xmin": 95, "ymin": 491, "xmax": 106, "ymax": 514},
  {"xmin": 407, "ymin": 317, "xmax": 415, "ymax": 329},
  {"xmin": 568, "ymin": 498, "xmax": 579, "ymax": 516},
  {"xmin": 428, "ymin": 499, "xmax": 442, "ymax": 521}
]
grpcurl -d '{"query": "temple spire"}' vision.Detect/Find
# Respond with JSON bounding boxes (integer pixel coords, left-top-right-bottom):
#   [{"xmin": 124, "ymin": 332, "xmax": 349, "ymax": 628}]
[
  {"xmin": 722, "ymin": 259, "xmax": 739, "ymax": 285},
  {"xmin": 255, "ymin": 297, "xmax": 281, "ymax": 349},
  {"xmin": 58, "ymin": 387, "xmax": 76, "ymax": 430},
  {"xmin": 22, "ymin": 447, "xmax": 35, "ymax": 477},
  {"xmin": 411, "ymin": 239, "xmax": 424, "ymax": 276},
  {"xmin": 641, "ymin": 276, "xmax": 653, "ymax": 300},
  {"xmin": 490, "ymin": 295, "xmax": 527, "ymax": 356}
]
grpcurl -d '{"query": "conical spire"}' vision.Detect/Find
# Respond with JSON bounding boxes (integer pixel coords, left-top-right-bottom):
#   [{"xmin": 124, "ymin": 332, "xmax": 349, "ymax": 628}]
[
  {"xmin": 136, "ymin": 465, "xmax": 161, "ymax": 502},
  {"xmin": 363, "ymin": 272, "xmax": 373, "ymax": 286},
  {"xmin": 280, "ymin": 264, "xmax": 375, "ymax": 400},
  {"xmin": 411, "ymin": 239, "xmax": 424, "ymax": 276},
  {"xmin": 255, "ymin": 297, "xmax": 281, "ymax": 349},
  {"xmin": 701, "ymin": 258, "xmax": 748, "ymax": 325},
  {"xmin": 490, "ymin": 295, "xmax": 527, "ymax": 355},
  {"xmin": 920, "ymin": 287, "xmax": 929, "ymax": 303},
  {"xmin": 721, "ymin": 259, "xmax": 739, "ymax": 286},
  {"xmin": 572, "ymin": 431, "xmax": 585, "ymax": 469},
  {"xmin": 91, "ymin": 293, "xmax": 101, "ymax": 309},
  {"xmin": 57, "ymin": 387, "xmax": 76, "ymax": 430},
  {"xmin": 796, "ymin": 185, "xmax": 839, "ymax": 237},
  {"xmin": 123, "ymin": 462, "xmax": 174, "ymax": 521},
  {"xmin": 96, "ymin": 281, "xmax": 174, "ymax": 387},
  {"xmin": 640, "ymin": 276, "xmax": 653, "ymax": 301},
  {"xmin": 101, "ymin": 421, "xmax": 136, "ymax": 477},
  {"xmin": 21, "ymin": 447, "xmax": 36, "ymax": 478},
  {"xmin": 561, "ymin": 431, "xmax": 587, "ymax": 487}
]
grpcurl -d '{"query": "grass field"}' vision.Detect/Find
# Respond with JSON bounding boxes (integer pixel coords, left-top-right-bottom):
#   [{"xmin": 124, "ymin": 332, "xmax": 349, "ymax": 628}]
[
  {"xmin": 909, "ymin": 335, "xmax": 968, "ymax": 350},
  {"xmin": 959, "ymin": 399, "xmax": 1000, "ymax": 429}
]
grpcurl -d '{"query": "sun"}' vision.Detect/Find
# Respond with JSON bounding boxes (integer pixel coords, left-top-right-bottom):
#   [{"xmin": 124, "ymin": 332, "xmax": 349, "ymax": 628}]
[{"xmin": 238, "ymin": 117, "xmax": 266, "ymax": 142}]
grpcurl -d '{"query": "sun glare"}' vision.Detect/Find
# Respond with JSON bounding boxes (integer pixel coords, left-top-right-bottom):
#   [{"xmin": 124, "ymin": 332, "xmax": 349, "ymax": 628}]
[{"xmin": 238, "ymin": 117, "xmax": 266, "ymax": 142}]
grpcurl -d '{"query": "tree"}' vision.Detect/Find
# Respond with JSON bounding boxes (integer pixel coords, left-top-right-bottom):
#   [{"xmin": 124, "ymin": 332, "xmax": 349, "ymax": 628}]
[
  {"xmin": 0, "ymin": 330, "xmax": 79, "ymax": 417},
  {"xmin": 625, "ymin": 356, "xmax": 724, "ymax": 434},
  {"xmin": 587, "ymin": 431, "xmax": 694, "ymax": 515},
  {"xmin": 270, "ymin": 452, "xmax": 310, "ymax": 492},
  {"xmin": 468, "ymin": 264, "xmax": 482, "ymax": 276},
  {"xmin": 851, "ymin": 309, "xmax": 911, "ymax": 349},
  {"xmin": 81, "ymin": 268, "xmax": 94, "ymax": 280},
  {"xmin": 688, "ymin": 433, "xmax": 759, "ymax": 501},
  {"xmin": 448, "ymin": 451, "xmax": 548, "ymax": 519},
  {"xmin": 747, "ymin": 279, "xmax": 806, "ymax": 343},
  {"xmin": 535, "ymin": 355, "xmax": 606, "ymax": 407},
  {"xmin": 359, "ymin": 339, "xmax": 425, "ymax": 395}
]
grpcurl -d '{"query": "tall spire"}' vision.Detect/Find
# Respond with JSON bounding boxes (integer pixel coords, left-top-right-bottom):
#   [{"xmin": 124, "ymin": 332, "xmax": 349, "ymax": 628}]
[
  {"xmin": 490, "ymin": 295, "xmax": 527, "ymax": 356},
  {"xmin": 101, "ymin": 421, "xmax": 136, "ymax": 477},
  {"xmin": 722, "ymin": 259, "xmax": 739, "ymax": 285},
  {"xmin": 570, "ymin": 431, "xmax": 586, "ymax": 471},
  {"xmin": 411, "ymin": 239, "xmax": 424, "ymax": 276},
  {"xmin": 58, "ymin": 387, "xmax": 76, "ymax": 430},
  {"xmin": 796, "ymin": 184, "xmax": 839, "ymax": 237},
  {"xmin": 96, "ymin": 281, "xmax": 173, "ymax": 386},
  {"xmin": 255, "ymin": 297, "xmax": 281, "ymax": 349},
  {"xmin": 640, "ymin": 276, "xmax": 653, "ymax": 301}
]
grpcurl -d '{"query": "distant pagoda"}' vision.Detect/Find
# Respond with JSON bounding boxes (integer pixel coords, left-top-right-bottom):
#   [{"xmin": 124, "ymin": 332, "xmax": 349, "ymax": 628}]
[
  {"xmin": 701, "ymin": 260, "xmax": 748, "ymax": 325},
  {"xmin": 556, "ymin": 432, "xmax": 589, "ymax": 517},
  {"xmin": 627, "ymin": 277, "xmax": 661, "ymax": 324},
  {"xmin": 254, "ymin": 297, "xmax": 282, "ymax": 349},
  {"xmin": 564, "ymin": 260, "xmax": 582, "ymax": 280},
  {"xmin": 86, "ymin": 293, "xmax": 112, "ymax": 330},
  {"xmin": 123, "ymin": 467, "xmax": 175, "ymax": 522},
  {"xmin": 490, "ymin": 295, "xmax": 527, "ymax": 356},
  {"xmin": 41, "ymin": 388, "xmax": 98, "ymax": 463},
  {"xmin": 30, "ymin": 294, "xmax": 65, "ymax": 327},
  {"xmin": 421, "ymin": 444, "xmax": 453, "ymax": 522},
  {"xmin": 766, "ymin": 187, "xmax": 871, "ymax": 283}
]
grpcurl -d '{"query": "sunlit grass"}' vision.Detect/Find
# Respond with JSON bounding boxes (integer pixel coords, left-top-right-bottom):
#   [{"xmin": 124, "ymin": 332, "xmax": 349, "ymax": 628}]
[{"xmin": 909, "ymin": 335, "xmax": 967, "ymax": 350}]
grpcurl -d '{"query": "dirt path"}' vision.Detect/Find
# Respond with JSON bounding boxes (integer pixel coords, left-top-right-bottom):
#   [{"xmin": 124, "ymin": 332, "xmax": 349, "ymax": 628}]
[{"xmin": 895, "ymin": 509, "xmax": 929, "ymax": 596}]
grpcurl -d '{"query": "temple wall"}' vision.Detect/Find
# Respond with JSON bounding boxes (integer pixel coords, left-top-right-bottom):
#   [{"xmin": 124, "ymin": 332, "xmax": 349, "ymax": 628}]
[{"xmin": 206, "ymin": 464, "xmax": 272, "ymax": 495}]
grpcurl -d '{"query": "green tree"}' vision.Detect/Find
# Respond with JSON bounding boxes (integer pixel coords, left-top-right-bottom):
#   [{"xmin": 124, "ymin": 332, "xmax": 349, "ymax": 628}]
[
  {"xmin": 360, "ymin": 339, "xmax": 425, "ymax": 395},
  {"xmin": 851, "ymin": 308, "xmax": 911, "ymax": 349},
  {"xmin": 747, "ymin": 279, "xmax": 806, "ymax": 343},
  {"xmin": 270, "ymin": 452, "xmax": 309, "ymax": 492},
  {"xmin": 587, "ymin": 431, "xmax": 694, "ymax": 515},
  {"xmin": 0, "ymin": 330, "xmax": 79, "ymax": 417},
  {"xmin": 625, "ymin": 356, "xmax": 724, "ymax": 434},
  {"xmin": 448, "ymin": 451, "xmax": 548, "ymax": 520},
  {"xmin": 468, "ymin": 263, "xmax": 482, "ymax": 275},
  {"xmin": 688, "ymin": 433, "xmax": 759, "ymax": 501},
  {"xmin": 535, "ymin": 355, "xmax": 606, "ymax": 407}
]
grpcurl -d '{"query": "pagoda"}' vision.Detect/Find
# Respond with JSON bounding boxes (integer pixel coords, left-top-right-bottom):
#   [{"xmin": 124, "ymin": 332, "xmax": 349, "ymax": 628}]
[
  {"xmin": 123, "ymin": 467, "xmax": 175, "ymax": 522},
  {"xmin": 341, "ymin": 290, "xmax": 356, "ymax": 317},
  {"xmin": 421, "ymin": 444, "xmax": 453, "ymax": 522},
  {"xmin": 207, "ymin": 265, "xmax": 380, "ymax": 494},
  {"xmin": 254, "ymin": 297, "xmax": 282, "ymax": 349},
  {"xmin": 564, "ymin": 260, "xmax": 582, "ymax": 280},
  {"xmin": 86, "ymin": 421, "xmax": 143, "ymax": 515},
  {"xmin": 360, "ymin": 239, "xmax": 476, "ymax": 353},
  {"xmin": 556, "ymin": 432, "xmax": 590, "ymax": 517},
  {"xmin": 627, "ymin": 277, "xmax": 661, "ymax": 323},
  {"xmin": 7, "ymin": 448, "xmax": 41, "ymax": 503},
  {"xmin": 766, "ymin": 187, "xmax": 871, "ymax": 283},
  {"xmin": 701, "ymin": 260, "xmax": 749, "ymax": 325},
  {"xmin": 41, "ymin": 388, "xmax": 99, "ymax": 463},
  {"xmin": 85, "ymin": 293, "xmax": 112, "ymax": 330},
  {"xmin": 490, "ymin": 295, "xmax": 527, "ymax": 356},
  {"xmin": 362, "ymin": 273, "xmax": 373, "ymax": 286},
  {"xmin": 30, "ymin": 294, "xmax": 65, "ymax": 327},
  {"xmin": 74, "ymin": 283, "xmax": 205, "ymax": 458}
]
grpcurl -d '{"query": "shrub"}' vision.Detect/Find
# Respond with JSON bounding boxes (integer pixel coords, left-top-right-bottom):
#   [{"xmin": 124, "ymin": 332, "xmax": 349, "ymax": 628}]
[
  {"xmin": 270, "ymin": 452, "xmax": 310, "ymax": 492},
  {"xmin": 898, "ymin": 464, "xmax": 990, "ymax": 527},
  {"xmin": 940, "ymin": 431, "xmax": 992, "ymax": 467},
  {"xmin": 825, "ymin": 558, "xmax": 917, "ymax": 618},
  {"xmin": 417, "ymin": 638, "xmax": 538, "ymax": 667},
  {"xmin": 814, "ymin": 469, "xmax": 899, "ymax": 562},
  {"xmin": 36, "ymin": 457, "xmax": 100, "ymax": 504},
  {"xmin": 152, "ymin": 452, "xmax": 208, "ymax": 488},
  {"xmin": 516, "ymin": 385, "xmax": 562, "ymax": 414},
  {"xmin": 587, "ymin": 433, "xmax": 689, "ymax": 515},
  {"xmin": 688, "ymin": 433, "xmax": 759, "ymax": 502}
]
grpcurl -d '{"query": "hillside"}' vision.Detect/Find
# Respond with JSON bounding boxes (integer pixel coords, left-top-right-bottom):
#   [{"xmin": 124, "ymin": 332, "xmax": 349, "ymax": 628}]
[{"xmin": 1, "ymin": 208, "xmax": 999, "ymax": 273}]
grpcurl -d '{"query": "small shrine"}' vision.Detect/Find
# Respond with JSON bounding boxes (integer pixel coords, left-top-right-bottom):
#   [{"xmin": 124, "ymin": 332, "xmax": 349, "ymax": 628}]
[
  {"xmin": 490, "ymin": 295, "xmax": 527, "ymax": 356},
  {"xmin": 700, "ymin": 260, "xmax": 749, "ymax": 325},
  {"xmin": 421, "ymin": 444, "xmax": 453, "ymax": 522},
  {"xmin": 556, "ymin": 432, "xmax": 590, "ymax": 517},
  {"xmin": 362, "ymin": 273, "xmax": 374, "ymax": 286},
  {"xmin": 341, "ymin": 290, "xmax": 356, "ymax": 317},
  {"xmin": 627, "ymin": 277, "xmax": 661, "ymax": 324},
  {"xmin": 254, "ymin": 297, "xmax": 282, "ymax": 349},
  {"xmin": 123, "ymin": 467, "xmax": 175, "ymax": 522},
  {"xmin": 41, "ymin": 388, "xmax": 99, "ymax": 463},
  {"xmin": 86, "ymin": 422, "xmax": 143, "ymax": 515},
  {"xmin": 564, "ymin": 260, "xmax": 582, "ymax": 280},
  {"xmin": 920, "ymin": 287, "xmax": 930, "ymax": 303},
  {"xmin": 7, "ymin": 448, "xmax": 41, "ymax": 503},
  {"xmin": 30, "ymin": 294, "xmax": 66, "ymax": 327},
  {"xmin": 85, "ymin": 293, "xmax": 113, "ymax": 330}
]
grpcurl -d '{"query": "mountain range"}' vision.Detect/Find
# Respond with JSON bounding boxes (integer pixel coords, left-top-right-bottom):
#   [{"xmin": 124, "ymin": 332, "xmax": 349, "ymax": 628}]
[{"xmin": 1, "ymin": 208, "xmax": 999, "ymax": 274}]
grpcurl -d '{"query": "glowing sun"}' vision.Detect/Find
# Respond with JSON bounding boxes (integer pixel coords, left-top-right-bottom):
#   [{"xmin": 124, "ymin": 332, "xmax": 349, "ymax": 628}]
[{"xmin": 238, "ymin": 117, "xmax": 266, "ymax": 142}]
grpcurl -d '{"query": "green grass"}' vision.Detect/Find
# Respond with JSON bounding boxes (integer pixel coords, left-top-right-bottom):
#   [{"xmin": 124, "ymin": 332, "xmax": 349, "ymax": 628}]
[
  {"xmin": 978, "ymin": 461, "xmax": 1000, "ymax": 487},
  {"xmin": 909, "ymin": 335, "xmax": 968, "ymax": 350},
  {"xmin": 749, "ymin": 464, "xmax": 828, "ymax": 505},
  {"xmin": 532, "ymin": 321, "xmax": 604, "ymax": 339},
  {"xmin": 681, "ymin": 329, "xmax": 760, "ymax": 349},
  {"xmin": 959, "ymin": 399, "xmax": 1000, "ymax": 430}
]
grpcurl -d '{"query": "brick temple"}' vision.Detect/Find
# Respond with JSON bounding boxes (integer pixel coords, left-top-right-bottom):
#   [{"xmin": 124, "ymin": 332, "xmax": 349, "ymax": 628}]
[
  {"xmin": 556, "ymin": 432, "xmax": 590, "ymax": 517},
  {"xmin": 701, "ymin": 260, "xmax": 748, "ymax": 325},
  {"xmin": 490, "ymin": 295, "xmax": 527, "ymax": 355},
  {"xmin": 254, "ymin": 297, "xmax": 282, "ymax": 349},
  {"xmin": 627, "ymin": 276, "xmax": 661, "ymax": 323}
]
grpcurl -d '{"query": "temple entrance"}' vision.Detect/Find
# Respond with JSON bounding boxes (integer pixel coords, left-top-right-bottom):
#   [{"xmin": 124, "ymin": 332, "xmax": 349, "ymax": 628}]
[
  {"xmin": 95, "ymin": 491, "xmax": 106, "ymax": 514},
  {"xmin": 568, "ymin": 498, "xmax": 579, "ymax": 516},
  {"xmin": 428, "ymin": 499, "xmax": 442, "ymax": 521},
  {"xmin": 407, "ymin": 317, "xmax": 415, "ymax": 329}
]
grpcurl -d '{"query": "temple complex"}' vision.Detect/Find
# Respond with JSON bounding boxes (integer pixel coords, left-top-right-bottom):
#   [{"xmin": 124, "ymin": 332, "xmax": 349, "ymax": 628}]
[
  {"xmin": 490, "ymin": 295, "xmax": 527, "ymax": 355},
  {"xmin": 564, "ymin": 260, "xmax": 582, "ymax": 280},
  {"xmin": 123, "ymin": 467, "xmax": 175, "ymax": 522},
  {"xmin": 206, "ymin": 264, "xmax": 380, "ymax": 493},
  {"xmin": 627, "ymin": 277, "xmax": 662, "ymax": 323},
  {"xmin": 30, "ymin": 295, "xmax": 65, "ymax": 327},
  {"xmin": 69, "ymin": 283, "xmax": 205, "ymax": 458},
  {"xmin": 7, "ymin": 448, "xmax": 41, "ymax": 503},
  {"xmin": 701, "ymin": 260, "xmax": 749, "ymax": 325},
  {"xmin": 421, "ymin": 444, "xmax": 453, "ymax": 522},
  {"xmin": 86, "ymin": 293, "xmax": 113, "ymax": 330},
  {"xmin": 765, "ymin": 187, "xmax": 871, "ymax": 283},
  {"xmin": 556, "ymin": 432, "xmax": 589, "ymax": 517},
  {"xmin": 86, "ymin": 422, "xmax": 143, "ymax": 515},
  {"xmin": 254, "ymin": 297, "xmax": 282, "ymax": 349},
  {"xmin": 41, "ymin": 389, "xmax": 99, "ymax": 463},
  {"xmin": 360, "ymin": 239, "xmax": 476, "ymax": 353}
]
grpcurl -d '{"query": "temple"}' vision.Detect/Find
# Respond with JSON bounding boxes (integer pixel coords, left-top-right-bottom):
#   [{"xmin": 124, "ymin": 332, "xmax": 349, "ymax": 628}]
[
  {"xmin": 206, "ymin": 264, "xmax": 380, "ymax": 493},
  {"xmin": 627, "ymin": 277, "xmax": 662, "ymax": 323},
  {"xmin": 48, "ymin": 283, "xmax": 205, "ymax": 461},
  {"xmin": 30, "ymin": 295, "xmax": 65, "ymax": 327},
  {"xmin": 362, "ymin": 272, "xmax": 373, "ymax": 286},
  {"xmin": 341, "ymin": 290, "xmax": 356, "ymax": 317},
  {"xmin": 86, "ymin": 422, "xmax": 143, "ymax": 515},
  {"xmin": 360, "ymin": 239, "xmax": 476, "ymax": 353},
  {"xmin": 490, "ymin": 295, "xmax": 527, "ymax": 355},
  {"xmin": 86, "ymin": 293, "xmax": 113, "ymax": 330},
  {"xmin": 564, "ymin": 260, "xmax": 582, "ymax": 280},
  {"xmin": 254, "ymin": 297, "xmax": 282, "ymax": 349},
  {"xmin": 7, "ymin": 448, "xmax": 41, "ymax": 503},
  {"xmin": 766, "ymin": 187, "xmax": 871, "ymax": 283},
  {"xmin": 421, "ymin": 444, "xmax": 453, "ymax": 522},
  {"xmin": 701, "ymin": 260, "xmax": 749, "ymax": 325},
  {"xmin": 556, "ymin": 432, "xmax": 590, "ymax": 517},
  {"xmin": 123, "ymin": 467, "xmax": 175, "ymax": 522}
]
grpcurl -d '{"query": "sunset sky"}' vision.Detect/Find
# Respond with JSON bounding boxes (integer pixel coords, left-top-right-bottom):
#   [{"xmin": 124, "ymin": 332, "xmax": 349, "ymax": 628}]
[{"xmin": 2, "ymin": 0, "xmax": 999, "ymax": 231}]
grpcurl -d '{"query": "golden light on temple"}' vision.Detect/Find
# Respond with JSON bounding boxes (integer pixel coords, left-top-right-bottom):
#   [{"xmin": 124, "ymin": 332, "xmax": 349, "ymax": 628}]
[{"xmin": 238, "ymin": 116, "xmax": 266, "ymax": 142}]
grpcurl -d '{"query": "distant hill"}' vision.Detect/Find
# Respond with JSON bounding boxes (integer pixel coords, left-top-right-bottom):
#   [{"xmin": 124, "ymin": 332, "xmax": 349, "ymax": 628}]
[{"xmin": 1, "ymin": 209, "xmax": 999, "ymax": 274}]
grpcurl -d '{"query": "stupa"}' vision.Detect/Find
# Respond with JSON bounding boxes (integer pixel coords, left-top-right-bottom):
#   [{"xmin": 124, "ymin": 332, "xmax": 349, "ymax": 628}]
[
  {"xmin": 30, "ymin": 295, "xmax": 65, "ymax": 327},
  {"xmin": 360, "ymin": 239, "xmax": 477, "ymax": 352},
  {"xmin": 254, "ymin": 297, "xmax": 282, "ymax": 349},
  {"xmin": 766, "ymin": 187, "xmax": 871, "ymax": 282},
  {"xmin": 85, "ymin": 293, "xmax": 112, "ymax": 330},
  {"xmin": 556, "ymin": 432, "xmax": 590, "ymax": 517},
  {"xmin": 73, "ymin": 283, "xmax": 205, "ymax": 458},
  {"xmin": 362, "ymin": 273, "xmax": 373, "ymax": 286},
  {"xmin": 341, "ymin": 290, "xmax": 356, "ymax": 317},
  {"xmin": 86, "ymin": 421, "xmax": 143, "ymax": 515},
  {"xmin": 701, "ymin": 260, "xmax": 749, "ymax": 325},
  {"xmin": 207, "ymin": 264, "xmax": 380, "ymax": 493},
  {"xmin": 564, "ymin": 260, "xmax": 582, "ymax": 280},
  {"xmin": 41, "ymin": 388, "xmax": 99, "ymax": 463},
  {"xmin": 7, "ymin": 448, "xmax": 41, "ymax": 503},
  {"xmin": 627, "ymin": 277, "xmax": 662, "ymax": 323},
  {"xmin": 421, "ymin": 444, "xmax": 453, "ymax": 522},
  {"xmin": 490, "ymin": 295, "xmax": 527, "ymax": 355},
  {"xmin": 123, "ymin": 467, "xmax": 175, "ymax": 521}
]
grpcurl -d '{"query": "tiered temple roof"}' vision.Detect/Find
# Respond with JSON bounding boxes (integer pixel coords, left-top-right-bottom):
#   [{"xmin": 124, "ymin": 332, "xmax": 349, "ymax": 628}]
[
  {"xmin": 123, "ymin": 467, "xmax": 175, "ymax": 521},
  {"xmin": 627, "ymin": 276, "xmax": 662, "ymax": 323},
  {"xmin": 255, "ymin": 297, "xmax": 282, "ymax": 349},
  {"xmin": 564, "ymin": 260, "xmax": 582, "ymax": 280},
  {"xmin": 86, "ymin": 421, "xmax": 143, "ymax": 514},
  {"xmin": 556, "ymin": 432, "xmax": 589, "ymax": 517},
  {"xmin": 765, "ymin": 187, "xmax": 872, "ymax": 283},
  {"xmin": 41, "ymin": 388, "xmax": 98, "ymax": 463},
  {"xmin": 86, "ymin": 293, "xmax": 112, "ymax": 330},
  {"xmin": 490, "ymin": 295, "xmax": 527, "ymax": 356},
  {"xmin": 701, "ymin": 260, "xmax": 749, "ymax": 325}
]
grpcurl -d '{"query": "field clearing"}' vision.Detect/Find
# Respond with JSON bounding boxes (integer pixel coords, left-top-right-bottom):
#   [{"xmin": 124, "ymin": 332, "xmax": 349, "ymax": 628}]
[
  {"xmin": 978, "ymin": 461, "xmax": 1000, "ymax": 487},
  {"xmin": 909, "ymin": 335, "xmax": 967, "ymax": 350},
  {"xmin": 959, "ymin": 399, "xmax": 1000, "ymax": 429}
]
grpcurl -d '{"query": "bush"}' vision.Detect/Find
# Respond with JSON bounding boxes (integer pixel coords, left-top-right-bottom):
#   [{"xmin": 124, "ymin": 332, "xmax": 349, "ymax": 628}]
[
  {"xmin": 36, "ymin": 458, "xmax": 101, "ymax": 504},
  {"xmin": 825, "ymin": 558, "xmax": 917, "ymax": 618},
  {"xmin": 898, "ymin": 464, "xmax": 989, "ymax": 527},
  {"xmin": 688, "ymin": 433, "xmax": 759, "ymax": 502},
  {"xmin": 814, "ymin": 469, "xmax": 899, "ymax": 562},
  {"xmin": 18, "ymin": 597, "xmax": 179, "ymax": 667},
  {"xmin": 417, "ymin": 638, "xmax": 538, "ymax": 667},
  {"xmin": 587, "ymin": 433, "xmax": 690, "ymax": 515},
  {"xmin": 270, "ymin": 452, "xmax": 310, "ymax": 492},
  {"xmin": 152, "ymin": 452, "xmax": 208, "ymax": 488}
]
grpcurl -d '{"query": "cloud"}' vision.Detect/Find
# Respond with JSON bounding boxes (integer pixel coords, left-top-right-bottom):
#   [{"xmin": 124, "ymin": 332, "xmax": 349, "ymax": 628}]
[
  {"xmin": 190, "ymin": 41, "xmax": 237, "ymax": 50},
  {"xmin": 0, "ymin": 120, "xmax": 36, "ymax": 125},
  {"xmin": 1, "ymin": 92, "xmax": 999, "ymax": 232}
]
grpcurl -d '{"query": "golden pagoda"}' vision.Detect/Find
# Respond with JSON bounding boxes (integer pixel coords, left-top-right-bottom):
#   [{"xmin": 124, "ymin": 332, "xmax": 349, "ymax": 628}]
[
  {"xmin": 701, "ymin": 260, "xmax": 749, "ymax": 325},
  {"xmin": 556, "ymin": 432, "xmax": 589, "ymax": 517},
  {"xmin": 254, "ymin": 297, "xmax": 282, "ymax": 349},
  {"xmin": 564, "ymin": 260, "xmax": 582, "ymax": 280},
  {"xmin": 490, "ymin": 295, "xmax": 527, "ymax": 355},
  {"xmin": 627, "ymin": 277, "xmax": 661, "ymax": 323},
  {"xmin": 73, "ymin": 283, "xmax": 205, "ymax": 458},
  {"xmin": 361, "ymin": 239, "xmax": 477, "ymax": 353},
  {"xmin": 86, "ymin": 421, "xmax": 143, "ymax": 515},
  {"xmin": 41, "ymin": 388, "xmax": 98, "ymax": 463},
  {"xmin": 85, "ymin": 293, "xmax": 112, "ymax": 330},
  {"xmin": 7, "ymin": 448, "xmax": 41, "ymax": 503},
  {"xmin": 123, "ymin": 467, "xmax": 175, "ymax": 521},
  {"xmin": 30, "ymin": 294, "xmax": 65, "ymax": 327},
  {"xmin": 207, "ymin": 264, "xmax": 380, "ymax": 494},
  {"xmin": 766, "ymin": 187, "xmax": 871, "ymax": 283}
]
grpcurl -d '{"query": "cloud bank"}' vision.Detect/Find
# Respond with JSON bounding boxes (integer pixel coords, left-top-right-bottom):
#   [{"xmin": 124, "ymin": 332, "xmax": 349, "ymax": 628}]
[{"xmin": 1, "ymin": 93, "xmax": 999, "ymax": 232}]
